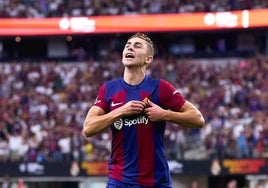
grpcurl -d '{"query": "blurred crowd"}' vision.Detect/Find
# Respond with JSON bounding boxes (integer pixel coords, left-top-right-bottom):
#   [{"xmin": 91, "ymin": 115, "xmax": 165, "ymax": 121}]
[
  {"xmin": 0, "ymin": 49, "xmax": 268, "ymax": 163},
  {"xmin": 0, "ymin": 0, "xmax": 268, "ymax": 18}
]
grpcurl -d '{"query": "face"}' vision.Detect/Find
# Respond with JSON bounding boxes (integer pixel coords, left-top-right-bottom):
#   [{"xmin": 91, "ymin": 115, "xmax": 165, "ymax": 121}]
[{"xmin": 122, "ymin": 37, "xmax": 152, "ymax": 68}]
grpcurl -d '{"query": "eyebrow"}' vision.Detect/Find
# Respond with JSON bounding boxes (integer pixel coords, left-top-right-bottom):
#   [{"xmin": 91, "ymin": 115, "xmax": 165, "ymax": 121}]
[{"xmin": 125, "ymin": 41, "xmax": 143, "ymax": 46}]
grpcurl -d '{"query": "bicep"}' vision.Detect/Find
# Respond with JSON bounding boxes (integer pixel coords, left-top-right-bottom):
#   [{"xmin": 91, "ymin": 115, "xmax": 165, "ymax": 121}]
[
  {"xmin": 83, "ymin": 106, "xmax": 107, "ymax": 137},
  {"xmin": 179, "ymin": 101, "xmax": 197, "ymax": 112},
  {"xmin": 86, "ymin": 106, "xmax": 106, "ymax": 118}
]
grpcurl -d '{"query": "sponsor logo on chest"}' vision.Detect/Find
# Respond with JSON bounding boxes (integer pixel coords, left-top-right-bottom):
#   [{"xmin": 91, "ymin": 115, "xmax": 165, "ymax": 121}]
[{"xmin": 114, "ymin": 116, "xmax": 149, "ymax": 130}]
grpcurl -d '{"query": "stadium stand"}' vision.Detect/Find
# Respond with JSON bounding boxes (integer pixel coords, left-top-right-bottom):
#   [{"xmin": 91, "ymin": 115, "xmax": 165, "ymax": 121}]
[
  {"xmin": 1, "ymin": 52, "xmax": 268, "ymax": 162},
  {"xmin": 0, "ymin": 0, "xmax": 268, "ymax": 18},
  {"xmin": 1, "ymin": 1, "xmax": 268, "ymax": 187}
]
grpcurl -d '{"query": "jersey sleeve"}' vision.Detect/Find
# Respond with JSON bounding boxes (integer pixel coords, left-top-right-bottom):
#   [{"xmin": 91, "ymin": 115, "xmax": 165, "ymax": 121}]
[
  {"xmin": 158, "ymin": 80, "xmax": 186, "ymax": 111},
  {"xmin": 93, "ymin": 83, "xmax": 109, "ymax": 113}
]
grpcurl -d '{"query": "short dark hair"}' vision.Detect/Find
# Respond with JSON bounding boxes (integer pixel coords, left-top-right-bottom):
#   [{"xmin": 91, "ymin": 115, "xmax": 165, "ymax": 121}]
[{"xmin": 128, "ymin": 32, "xmax": 154, "ymax": 56}]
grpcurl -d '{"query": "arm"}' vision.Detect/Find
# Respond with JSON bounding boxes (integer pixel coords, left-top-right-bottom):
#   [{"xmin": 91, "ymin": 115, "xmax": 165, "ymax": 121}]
[
  {"xmin": 82, "ymin": 106, "xmax": 121, "ymax": 137},
  {"xmin": 144, "ymin": 100, "xmax": 205, "ymax": 128},
  {"xmin": 83, "ymin": 100, "xmax": 146, "ymax": 137}
]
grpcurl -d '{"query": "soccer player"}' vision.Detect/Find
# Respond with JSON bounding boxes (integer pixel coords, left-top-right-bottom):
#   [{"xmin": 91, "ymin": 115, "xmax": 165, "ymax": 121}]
[{"xmin": 83, "ymin": 32, "xmax": 205, "ymax": 188}]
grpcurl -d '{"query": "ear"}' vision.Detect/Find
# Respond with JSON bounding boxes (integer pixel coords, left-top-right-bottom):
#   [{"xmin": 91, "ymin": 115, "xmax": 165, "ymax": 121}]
[{"xmin": 145, "ymin": 56, "xmax": 153, "ymax": 65}]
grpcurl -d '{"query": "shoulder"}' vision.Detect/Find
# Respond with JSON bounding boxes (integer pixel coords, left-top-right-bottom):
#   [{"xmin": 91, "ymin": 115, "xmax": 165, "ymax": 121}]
[
  {"xmin": 157, "ymin": 79, "xmax": 183, "ymax": 98},
  {"xmin": 158, "ymin": 79, "xmax": 175, "ymax": 89},
  {"xmin": 96, "ymin": 78, "xmax": 122, "ymax": 97},
  {"xmin": 100, "ymin": 78, "xmax": 124, "ymax": 96},
  {"xmin": 145, "ymin": 76, "xmax": 176, "ymax": 90},
  {"xmin": 104, "ymin": 78, "xmax": 121, "ymax": 85},
  {"xmin": 145, "ymin": 75, "xmax": 161, "ymax": 85},
  {"xmin": 146, "ymin": 75, "xmax": 171, "ymax": 85},
  {"xmin": 100, "ymin": 78, "xmax": 122, "ymax": 90}
]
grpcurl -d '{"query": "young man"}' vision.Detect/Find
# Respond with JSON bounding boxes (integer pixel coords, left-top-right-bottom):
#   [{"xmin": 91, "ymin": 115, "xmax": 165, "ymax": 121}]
[{"xmin": 83, "ymin": 32, "xmax": 205, "ymax": 188}]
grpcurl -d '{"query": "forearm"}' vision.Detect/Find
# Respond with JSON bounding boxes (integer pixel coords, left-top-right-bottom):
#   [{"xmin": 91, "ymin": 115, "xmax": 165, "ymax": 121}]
[
  {"xmin": 83, "ymin": 108, "xmax": 123, "ymax": 137},
  {"xmin": 163, "ymin": 109, "xmax": 205, "ymax": 128}
]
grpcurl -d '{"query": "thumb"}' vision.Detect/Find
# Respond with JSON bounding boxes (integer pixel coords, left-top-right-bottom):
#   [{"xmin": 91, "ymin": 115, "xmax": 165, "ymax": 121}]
[{"xmin": 147, "ymin": 99, "xmax": 155, "ymax": 106}]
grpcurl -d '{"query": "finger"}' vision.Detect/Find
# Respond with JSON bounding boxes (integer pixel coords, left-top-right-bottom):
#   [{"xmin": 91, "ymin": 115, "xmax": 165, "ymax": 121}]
[
  {"xmin": 147, "ymin": 99, "xmax": 155, "ymax": 106},
  {"xmin": 135, "ymin": 101, "xmax": 147, "ymax": 107}
]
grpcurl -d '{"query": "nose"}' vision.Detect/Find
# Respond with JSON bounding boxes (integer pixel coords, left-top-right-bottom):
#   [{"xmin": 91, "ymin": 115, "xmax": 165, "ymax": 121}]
[{"xmin": 126, "ymin": 45, "xmax": 134, "ymax": 51}]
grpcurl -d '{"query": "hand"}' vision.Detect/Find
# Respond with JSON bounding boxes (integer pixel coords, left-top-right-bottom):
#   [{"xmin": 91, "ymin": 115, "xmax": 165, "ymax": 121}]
[
  {"xmin": 119, "ymin": 100, "xmax": 147, "ymax": 116},
  {"xmin": 143, "ymin": 99, "xmax": 165, "ymax": 121}
]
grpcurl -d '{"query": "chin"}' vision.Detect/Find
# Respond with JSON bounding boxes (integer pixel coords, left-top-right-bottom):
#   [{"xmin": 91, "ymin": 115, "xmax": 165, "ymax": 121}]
[{"xmin": 123, "ymin": 60, "xmax": 135, "ymax": 66}]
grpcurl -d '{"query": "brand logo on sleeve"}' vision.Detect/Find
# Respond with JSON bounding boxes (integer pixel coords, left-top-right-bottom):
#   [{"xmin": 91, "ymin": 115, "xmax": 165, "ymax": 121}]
[
  {"xmin": 94, "ymin": 98, "xmax": 101, "ymax": 104},
  {"xmin": 173, "ymin": 90, "xmax": 180, "ymax": 95}
]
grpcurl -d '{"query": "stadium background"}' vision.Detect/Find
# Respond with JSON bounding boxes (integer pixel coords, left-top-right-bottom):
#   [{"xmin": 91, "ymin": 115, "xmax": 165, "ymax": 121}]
[{"xmin": 1, "ymin": 1, "xmax": 268, "ymax": 188}]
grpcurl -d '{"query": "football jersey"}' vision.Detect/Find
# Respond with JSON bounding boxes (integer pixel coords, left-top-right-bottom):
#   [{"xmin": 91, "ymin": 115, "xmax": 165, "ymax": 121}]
[{"xmin": 94, "ymin": 75, "xmax": 186, "ymax": 187}]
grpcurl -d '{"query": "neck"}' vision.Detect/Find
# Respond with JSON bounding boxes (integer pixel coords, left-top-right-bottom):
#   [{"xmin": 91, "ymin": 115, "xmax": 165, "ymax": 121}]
[{"xmin": 123, "ymin": 67, "xmax": 146, "ymax": 85}]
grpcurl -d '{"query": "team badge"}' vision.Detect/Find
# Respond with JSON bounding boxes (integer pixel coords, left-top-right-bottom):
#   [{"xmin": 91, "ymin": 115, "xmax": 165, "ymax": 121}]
[{"xmin": 114, "ymin": 119, "xmax": 123, "ymax": 130}]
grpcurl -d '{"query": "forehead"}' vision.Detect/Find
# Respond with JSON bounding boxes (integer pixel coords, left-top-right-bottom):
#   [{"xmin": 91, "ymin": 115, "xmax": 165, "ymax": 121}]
[{"xmin": 126, "ymin": 37, "xmax": 147, "ymax": 45}]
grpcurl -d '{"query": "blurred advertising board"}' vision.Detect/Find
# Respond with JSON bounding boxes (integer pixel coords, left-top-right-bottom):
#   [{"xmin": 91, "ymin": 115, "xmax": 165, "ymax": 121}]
[
  {"xmin": 0, "ymin": 9, "xmax": 267, "ymax": 36},
  {"xmin": 0, "ymin": 159, "xmax": 267, "ymax": 177}
]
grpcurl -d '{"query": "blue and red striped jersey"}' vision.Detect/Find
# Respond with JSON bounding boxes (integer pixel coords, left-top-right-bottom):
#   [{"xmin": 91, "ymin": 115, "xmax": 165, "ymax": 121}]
[{"xmin": 94, "ymin": 75, "xmax": 186, "ymax": 187}]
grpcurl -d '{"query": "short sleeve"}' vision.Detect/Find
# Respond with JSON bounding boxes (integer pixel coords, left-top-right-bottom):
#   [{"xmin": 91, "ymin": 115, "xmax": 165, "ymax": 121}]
[
  {"xmin": 158, "ymin": 80, "xmax": 186, "ymax": 111},
  {"xmin": 93, "ymin": 83, "xmax": 109, "ymax": 113}
]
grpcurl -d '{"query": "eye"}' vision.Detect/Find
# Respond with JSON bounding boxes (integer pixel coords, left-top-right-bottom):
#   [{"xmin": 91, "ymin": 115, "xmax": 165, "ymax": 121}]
[{"xmin": 134, "ymin": 43, "xmax": 142, "ymax": 48}]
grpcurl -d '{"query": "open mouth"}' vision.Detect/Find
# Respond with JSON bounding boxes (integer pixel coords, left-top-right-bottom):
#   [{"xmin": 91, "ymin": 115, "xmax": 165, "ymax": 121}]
[{"xmin": 125, "ymin": 53, "xmax": 135, "ymax": 58}]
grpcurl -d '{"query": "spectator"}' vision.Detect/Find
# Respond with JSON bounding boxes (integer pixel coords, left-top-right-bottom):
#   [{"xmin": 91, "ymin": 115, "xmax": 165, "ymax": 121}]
[
  {"xmin": 0, "ymin": 135, "xmax": 9, "ymax": 162},
  {"xmin": 227, "ymin": 179, "xmax": 238, "ymax": 188},
  {"xmin": 1, "ymin": 0, "xmax": 268, "ymax": 18},
  {"xmin": 0, "ymin": 46, "xmax": 268, "ymax": 162},
  {"xmin": 235, "ymin": 130, "xmax": 250, "ymax": 158}
]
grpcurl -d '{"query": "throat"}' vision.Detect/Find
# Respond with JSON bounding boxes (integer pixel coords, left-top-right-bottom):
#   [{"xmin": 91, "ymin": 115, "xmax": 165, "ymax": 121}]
[{"xmin": 124, "ymin": 74, "xmax": 146, "ymax": 86}]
